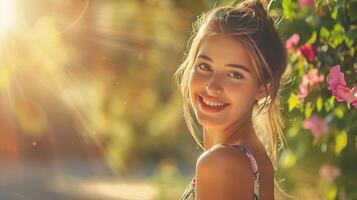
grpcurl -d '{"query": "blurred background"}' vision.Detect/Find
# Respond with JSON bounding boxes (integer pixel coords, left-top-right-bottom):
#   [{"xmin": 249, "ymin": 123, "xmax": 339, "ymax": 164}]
[{"xmin": 0, "ymin": 0, "xmax": 356, "ymax": 199}]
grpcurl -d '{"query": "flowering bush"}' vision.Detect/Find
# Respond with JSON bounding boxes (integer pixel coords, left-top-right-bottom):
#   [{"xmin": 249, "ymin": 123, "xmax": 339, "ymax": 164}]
[{"xmin": 269, "ymin": 0, "xmax": 357, "ymax": 199}]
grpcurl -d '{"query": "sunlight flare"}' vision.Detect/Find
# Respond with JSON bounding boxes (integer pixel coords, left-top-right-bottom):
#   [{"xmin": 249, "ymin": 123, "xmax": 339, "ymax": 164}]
[{"xmin": 0, "ymin": 0, "xmax": 16, "ymax": 31}]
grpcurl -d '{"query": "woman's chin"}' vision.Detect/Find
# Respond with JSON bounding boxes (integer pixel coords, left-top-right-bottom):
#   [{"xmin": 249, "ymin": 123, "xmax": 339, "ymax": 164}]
[{"xmin": 196, "ymin": 117, "xmax": 225, "ymax": 129}]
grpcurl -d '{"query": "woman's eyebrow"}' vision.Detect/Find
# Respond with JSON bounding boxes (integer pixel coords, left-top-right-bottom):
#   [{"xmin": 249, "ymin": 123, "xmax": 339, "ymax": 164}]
[
  {"xmin": 226, "ymin": 64, "xmax": 251, "ymax": 74},
  {"xmin": 197, "ymin": 53, "xmax": 251, "ymax": 74},
  {"xmin": 197, "ymin": 54, "xmax": 213, "ymax": 62}
]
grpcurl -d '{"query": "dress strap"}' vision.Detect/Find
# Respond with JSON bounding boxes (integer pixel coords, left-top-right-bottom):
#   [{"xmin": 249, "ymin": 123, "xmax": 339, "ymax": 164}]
[{"xmin": 224, "ymin": 144, "xmax": 261, "ymax": 200}]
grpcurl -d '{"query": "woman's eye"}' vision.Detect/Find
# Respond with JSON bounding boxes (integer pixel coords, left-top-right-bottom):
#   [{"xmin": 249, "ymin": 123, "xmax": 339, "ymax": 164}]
[
  {"xmin": 229, "ymin": 72, "xmax": 244, "ymax": 80},
  {"xmin": 197, "ymin": 63, "xmax": 210, "ymax": 71}
]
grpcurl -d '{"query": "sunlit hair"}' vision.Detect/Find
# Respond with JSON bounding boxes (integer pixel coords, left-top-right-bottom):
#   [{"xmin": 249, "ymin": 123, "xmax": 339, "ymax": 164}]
[{"xmin": 173, "ymin": 0, "xmax": 292, "ymax": 199}]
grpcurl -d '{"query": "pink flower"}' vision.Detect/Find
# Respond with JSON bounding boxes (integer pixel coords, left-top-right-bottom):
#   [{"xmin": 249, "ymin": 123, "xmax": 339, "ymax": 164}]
[
  {"xmin": 327, "ymin": 65, "xmax": 346, "ymax": 93},
  {"xmin": 299, "ymin": 44, "xmax": 315, "ymax": 62},
  {"xmin": 353, "ymin": 100, "xmax": 357, "ymax": 108},
  {"xmin": 319, "ymin": 164, "xmax": 341, "ymax": 183},
  {"xmin": 303, "ymin": 115, "xmax": 328, "ymax": 139},
  {"xmin": 327, "ymin": 65, "xmax": 357, "ymax": 108},
  {"xmin": 297, "ymin": 68, "xmax": 324, "ymax": 99},
  {"xmin": 306, "ymin": 68, "xmax": 324, "ymax": 85},
  {"xmin": 285, "ymin": 34, "xmax": 300, "ymax": 49},
  {"xmin": 297, "ymin": 81, "xmax": 309, "ymax": 99},
  {"xmin": 334, "ymin": 85, "xmax": 355, "ymax": 103},
  {"xmin": 298, "ymin": 0, "xmax": 314, "ymax": 8}
]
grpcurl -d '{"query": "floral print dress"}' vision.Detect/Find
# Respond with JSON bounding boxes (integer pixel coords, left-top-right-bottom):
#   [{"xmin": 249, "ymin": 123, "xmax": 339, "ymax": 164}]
[{"xmin": 179, "ymin": 144, "xmax": 261, "ymax": 200}]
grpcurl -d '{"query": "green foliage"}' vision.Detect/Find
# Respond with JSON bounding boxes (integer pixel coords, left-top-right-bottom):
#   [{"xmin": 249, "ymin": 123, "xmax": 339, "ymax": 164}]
[{"xmin": 276, "ymin": 0, "xmax": 357, "ymax": 199}]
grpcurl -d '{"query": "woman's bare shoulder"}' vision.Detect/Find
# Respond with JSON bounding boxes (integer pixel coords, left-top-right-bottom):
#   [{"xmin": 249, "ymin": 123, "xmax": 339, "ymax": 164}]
[
  {"xmin": 197, "ymin": 144, "xmax": 251, "ymax": 165},
  {"xmin": 194, "ymin": 144, "xmax": 254, "ymax": 200}
]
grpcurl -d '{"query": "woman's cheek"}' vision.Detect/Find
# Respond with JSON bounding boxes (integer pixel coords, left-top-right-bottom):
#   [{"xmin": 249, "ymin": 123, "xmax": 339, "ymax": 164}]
[
  {"xmin": 188, "ymin": 72, "xmax": 200, "ymax": 100},
  {"xmin": 226, "ymin": 82, "xmax": 255, "ymax": 105},
  {"xmin": 225, "ymin": 80, "xmax": 244, "ymax": 92},
  {"xmin": 189, "ymin": 72, "xmax": 206, "ymax": 89}
]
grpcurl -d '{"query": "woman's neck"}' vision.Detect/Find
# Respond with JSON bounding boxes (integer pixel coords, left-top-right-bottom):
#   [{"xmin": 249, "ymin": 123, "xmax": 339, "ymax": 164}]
[{"xmin": 203, "ymin": 115, "xmax": 258, "ymax": 151}]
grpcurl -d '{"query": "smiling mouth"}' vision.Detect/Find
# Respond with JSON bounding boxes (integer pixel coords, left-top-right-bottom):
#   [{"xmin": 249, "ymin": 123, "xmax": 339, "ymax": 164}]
[{"xmin": 197, "ymin": 94, "xmax": 230, "ymax": 113}]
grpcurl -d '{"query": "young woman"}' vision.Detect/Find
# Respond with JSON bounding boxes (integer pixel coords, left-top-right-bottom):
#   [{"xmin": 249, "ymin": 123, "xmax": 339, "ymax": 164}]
[{"xmin": 173, "ymin": 0, "xmax": 290, "ymax": 199}]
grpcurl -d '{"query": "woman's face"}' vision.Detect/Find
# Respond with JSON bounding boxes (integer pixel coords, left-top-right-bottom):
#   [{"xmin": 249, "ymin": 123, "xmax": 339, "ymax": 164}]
[{"xmin": 188, "ymin": 34, "xmax": 266, "ymax": 129}]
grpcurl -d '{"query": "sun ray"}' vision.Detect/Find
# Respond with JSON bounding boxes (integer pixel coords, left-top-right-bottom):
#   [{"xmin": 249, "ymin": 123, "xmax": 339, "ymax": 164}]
[
  {"xmin": 58, "ymin": 0, "xmax": 90, "ymax": 35},
  {"xmin": 0, "ymin": 0, "xmax": 16, "ymax": 32}
]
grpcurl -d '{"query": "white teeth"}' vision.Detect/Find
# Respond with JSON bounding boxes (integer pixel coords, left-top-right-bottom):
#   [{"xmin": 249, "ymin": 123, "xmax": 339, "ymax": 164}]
[{"xmin": 202, "ymin": 97, "xmax": 226, "ymax": 107}]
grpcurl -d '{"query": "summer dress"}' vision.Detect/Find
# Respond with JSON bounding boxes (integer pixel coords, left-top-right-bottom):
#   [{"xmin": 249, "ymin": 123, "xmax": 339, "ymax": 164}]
[{"xmin": 179, "ymin": 144, "xmax": 261, "ymax": 200}]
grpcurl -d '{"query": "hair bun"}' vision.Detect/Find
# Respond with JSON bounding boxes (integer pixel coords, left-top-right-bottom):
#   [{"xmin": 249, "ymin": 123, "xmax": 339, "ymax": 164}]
[
  {"xmin": 238, "ymin": 0, "xmax": 267, "ymax": 8},
  {"xmin": 236, "ymin": 0, "xmax": 274, "ymax": 28}
]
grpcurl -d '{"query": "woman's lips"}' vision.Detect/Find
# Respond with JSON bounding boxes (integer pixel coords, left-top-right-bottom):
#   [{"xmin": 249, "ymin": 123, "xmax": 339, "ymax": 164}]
[{"xmin": 197, "ymin": 94, "xmax": 230, "ymax": 113}]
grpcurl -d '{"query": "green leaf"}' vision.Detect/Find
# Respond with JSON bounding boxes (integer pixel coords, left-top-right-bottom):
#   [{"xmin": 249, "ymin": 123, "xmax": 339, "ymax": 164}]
[
  {"xmin": 287, "ymin": 122, "xmax": 300, "ymax": 138},
  {"xmin": 304, "ymin": 104, "xmax": 314, "ymax": 118},
  {"xmin": 331, "ymin": 23, "xmax": 345, "ymax": 48},
  {"xmin": 335, "ymin": 130, "xmax": 347, "ymax": 155},
  {"xmin": 306, "ymin": 31, "xmax": 317, "ymax": 44},
  {"xmin": 345, "ymin": 37, "xmax": 354, "ymax": 47},
  {"xmin": 333, "ymin": 106, "xmax": 344, "ymax": 119},
  {"xmin": 327, "ymin": 185, "xmax": 338, "ymax": 200},
  {"xmin": 296, "ymin": 57, "xmax": 306, "ymax": 76},
  {"xmin": 316, "ymin": 96, "xmax": 323, "ymax": 111},
  {"xmin": 280, "ymin": 150, "xmax": 296, "ymax": 168},
  {"xmin": 320, "ymin": 26, "xmax": 330, "ymax": 39},
  {"xmin": 324, "ymin": 96, "xmax": 335, "ymax": 112},
  {"xmin": 288, "ymin": 93, "xmax": 299, "ymax": 111},
  {"xmin": 331, "ymin": 8, "xmax": 338, "ymax": 20},
  {"xmin": 282, "ymin": 0, "xmax": 293, "ymax": 19},
  {"xmin": 333, "ymin": 23, "xmax": 344, "ymax": 33},
  {"xmin": 290, "ymin": 53, "xmax": 300, "ymax": 63}
]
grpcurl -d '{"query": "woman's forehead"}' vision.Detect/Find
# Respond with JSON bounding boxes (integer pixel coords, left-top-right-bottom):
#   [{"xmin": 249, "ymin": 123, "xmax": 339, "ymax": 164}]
[{"xmin": 196, "ymin": 34, "xmax": 253, "ymax": 67}]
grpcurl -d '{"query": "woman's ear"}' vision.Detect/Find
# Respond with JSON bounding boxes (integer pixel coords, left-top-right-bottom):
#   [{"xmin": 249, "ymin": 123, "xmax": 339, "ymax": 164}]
[{"xmin": 255, "ymin": 81, "xmax": 271, "ymax": 102}]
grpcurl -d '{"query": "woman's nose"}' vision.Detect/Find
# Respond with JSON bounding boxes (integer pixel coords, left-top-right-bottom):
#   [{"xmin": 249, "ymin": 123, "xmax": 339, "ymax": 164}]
[{"xmin": 205, "ymin": 76, "xmax": 223, "ymax": 96}]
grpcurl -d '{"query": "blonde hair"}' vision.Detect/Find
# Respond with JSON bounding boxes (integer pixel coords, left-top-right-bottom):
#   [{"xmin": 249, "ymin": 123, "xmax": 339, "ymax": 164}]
[{"xmin": 173, "ymin": 0, "xmax": 292, "ymax": 199}]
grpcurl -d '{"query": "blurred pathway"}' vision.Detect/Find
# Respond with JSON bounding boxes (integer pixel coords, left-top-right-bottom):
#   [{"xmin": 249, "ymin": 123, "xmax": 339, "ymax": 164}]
[{"xmin": 0, "ymin": 160, "xmax": 157, "ymax": 200}]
